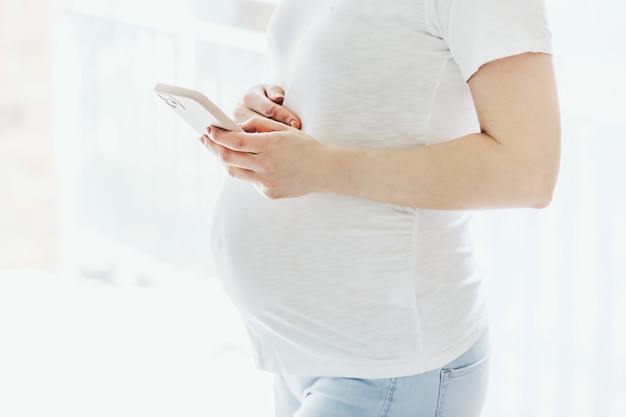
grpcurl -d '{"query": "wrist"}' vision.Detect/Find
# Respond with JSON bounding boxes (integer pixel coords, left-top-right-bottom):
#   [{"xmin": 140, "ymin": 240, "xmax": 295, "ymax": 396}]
[{"xmin": 316, "ymin": 144, "xmax": 365, "ymax": 197}]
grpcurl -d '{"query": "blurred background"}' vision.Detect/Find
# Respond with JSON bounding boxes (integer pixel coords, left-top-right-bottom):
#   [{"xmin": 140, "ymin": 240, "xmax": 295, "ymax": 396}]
[{"xmin": 0, "ymin": 0, "xmax": 624, "ymax": 416}]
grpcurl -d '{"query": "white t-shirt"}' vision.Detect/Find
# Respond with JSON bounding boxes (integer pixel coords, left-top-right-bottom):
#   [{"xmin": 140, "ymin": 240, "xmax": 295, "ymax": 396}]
[{"xmin": 211, "ymin": 0, "xmax": 552, "ymax": 378}]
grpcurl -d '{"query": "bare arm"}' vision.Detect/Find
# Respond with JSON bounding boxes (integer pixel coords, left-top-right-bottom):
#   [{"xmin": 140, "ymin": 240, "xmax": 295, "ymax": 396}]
[
  {"xmin": 323, "ymin": 53, "xmax": 561, "ymax": 209},
  {"xmin": 204, "ymin": 52, "xmax": 561, "ymax": 210}
]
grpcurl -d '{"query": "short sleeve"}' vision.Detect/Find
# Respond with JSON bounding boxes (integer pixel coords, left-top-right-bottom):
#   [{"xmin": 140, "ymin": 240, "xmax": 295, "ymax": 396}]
[{"xmin": 431, "ymin": 0, "xmax": 553, "ymax": 81}]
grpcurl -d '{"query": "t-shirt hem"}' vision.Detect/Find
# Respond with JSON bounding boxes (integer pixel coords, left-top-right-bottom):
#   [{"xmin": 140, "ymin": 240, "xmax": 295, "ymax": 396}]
[{"xmin": 254, "ymin": 327, "xmax": 490, "ymax": 379}]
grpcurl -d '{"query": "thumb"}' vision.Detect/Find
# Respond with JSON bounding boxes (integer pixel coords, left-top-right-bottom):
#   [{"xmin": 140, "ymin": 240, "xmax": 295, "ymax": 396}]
[
  {"xmin": 241, "ymin": 116, "xmax": 290, "ymax": 133},
  {"xmin": 265, "ymin": 85, "xmax": 285, "ymax": 104}
]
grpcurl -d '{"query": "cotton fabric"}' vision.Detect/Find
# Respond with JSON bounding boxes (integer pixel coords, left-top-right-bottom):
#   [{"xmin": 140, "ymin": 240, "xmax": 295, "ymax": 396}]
[{"xmin": 211, "ymin": 0, "xmax": 552, "ymax": 378}]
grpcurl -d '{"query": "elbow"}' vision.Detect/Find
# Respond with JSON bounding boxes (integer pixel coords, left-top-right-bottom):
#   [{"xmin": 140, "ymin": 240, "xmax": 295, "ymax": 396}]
[
  {"xmin": 505, "ymin": 152, "xmax": 560, "ymax": 209},
  {"xmin": 525, "ymin": 169, "xmax": 559, "ymax": 209},
  {"xmin": 529, "ymin": 187, "xmax": 554, "ymax": 209},
  {"xmin": 513, "ymin": 139, "xmax": 561, "ymax": 209}
]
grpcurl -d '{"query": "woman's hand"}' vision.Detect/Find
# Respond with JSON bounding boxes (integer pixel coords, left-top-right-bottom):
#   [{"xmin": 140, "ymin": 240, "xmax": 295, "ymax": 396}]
[
  {"xmin": 233, "ymin": 84, "xmax": 302, "ymax": 129},
  {"xmin": 200, "ymin": 116, "xmax": 332, "ymax": 199}
]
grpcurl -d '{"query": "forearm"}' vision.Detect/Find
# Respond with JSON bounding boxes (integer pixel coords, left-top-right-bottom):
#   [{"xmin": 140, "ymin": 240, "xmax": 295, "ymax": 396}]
[
  {"xmin": 207, "ymin": 54, "xmax": 560, "ymax": 205},
  {"xmin": 323, "ymin": 131, "xmax": 560, "ymax": 210}
]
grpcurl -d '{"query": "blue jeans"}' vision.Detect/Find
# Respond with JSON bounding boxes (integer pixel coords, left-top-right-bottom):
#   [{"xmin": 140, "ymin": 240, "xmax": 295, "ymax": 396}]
[{"xmin": 274, "ymin": 333, "xmax": 489, "ymax": 417}]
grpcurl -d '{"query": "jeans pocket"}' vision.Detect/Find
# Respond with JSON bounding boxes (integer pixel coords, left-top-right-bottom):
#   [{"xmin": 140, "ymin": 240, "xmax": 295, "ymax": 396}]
[{"xmin": 435, "ymin": 354, "xmax": 490, "ymax": 417}]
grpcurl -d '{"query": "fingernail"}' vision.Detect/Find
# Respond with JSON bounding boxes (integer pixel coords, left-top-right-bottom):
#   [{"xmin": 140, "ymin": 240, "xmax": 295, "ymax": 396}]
[
  {"xmin": 206, "ymin": 126, "xmax": 212, "ymax": 135},
  {"xmin": 290, "ymin": 120, "xmax": 300, "ymax": 128}
]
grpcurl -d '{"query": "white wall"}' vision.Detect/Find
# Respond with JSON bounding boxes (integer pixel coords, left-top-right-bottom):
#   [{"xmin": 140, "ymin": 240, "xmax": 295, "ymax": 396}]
[{"xmin": 3, "ymin": 0, "xmax": 623, "ymax": 416}]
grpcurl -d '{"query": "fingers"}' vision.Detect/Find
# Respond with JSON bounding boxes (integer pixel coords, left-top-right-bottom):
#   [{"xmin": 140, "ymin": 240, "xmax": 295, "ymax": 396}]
[
  {"xmin": 206, "ymin": 126, "xmax": 263, "ymax": 153},
  {"xmin": 232, "ymin": 106, "xmax": 263, "ymax": 124},
  {"xmin": 200, "ymin": 133, "xmax": 263, "ymax": 172},
  {"xmin": 264, "ymin": 85, "xmax": 285, "ymax": 104},
  {"xmin": 207, "ymin": 117, "xmax": 288, "ymax": 154},
  {"xmin": 239, "ymin": 116, "xmax": 290, "ymax": 134},
  {"xmin": 236, "ymin": 84, "xmax": 302, "ymax": 128},
  {"xmin": 201, "ymin": 115, "xmax": 289, "ymax": 158},
  {"xmin": 201, "ymin": 118, "xmax": 291, "ymax": 177}
]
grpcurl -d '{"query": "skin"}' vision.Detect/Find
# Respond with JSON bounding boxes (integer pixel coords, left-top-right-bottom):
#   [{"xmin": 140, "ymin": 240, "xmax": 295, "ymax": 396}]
[{"xmin": 199, "ymin": 52, "xmax": 561, "ymax": 210}]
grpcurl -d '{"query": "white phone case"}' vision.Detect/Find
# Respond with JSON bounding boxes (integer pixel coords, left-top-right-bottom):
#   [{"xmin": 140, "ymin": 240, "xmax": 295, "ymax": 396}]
[{"xmin": 154, "ymin": 83, "xmax": 243, "ymax": 134}]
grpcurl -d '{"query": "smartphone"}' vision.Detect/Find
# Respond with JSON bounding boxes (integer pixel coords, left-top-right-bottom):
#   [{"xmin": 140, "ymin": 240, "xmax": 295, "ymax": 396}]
[{"xmin": 154, "ymin": 83, "xmax": 243, "ymax": 134}]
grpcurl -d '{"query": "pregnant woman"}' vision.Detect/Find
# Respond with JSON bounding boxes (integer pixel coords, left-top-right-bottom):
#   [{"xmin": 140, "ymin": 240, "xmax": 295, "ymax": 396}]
[{"xmin": 200, "ymin": 0, "xmax": 560, "ymax": 416}]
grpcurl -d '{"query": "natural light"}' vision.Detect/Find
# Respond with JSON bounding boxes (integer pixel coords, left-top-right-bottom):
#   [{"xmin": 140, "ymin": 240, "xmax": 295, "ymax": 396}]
[{"xmin": 1, "ymin": 0, "xmax": 624, "ymax": 416}]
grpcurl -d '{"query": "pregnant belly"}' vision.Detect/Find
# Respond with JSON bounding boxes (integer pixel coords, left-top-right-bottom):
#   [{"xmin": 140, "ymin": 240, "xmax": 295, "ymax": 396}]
[{"xmin": 210, "ymin": 179, "xmax": 417, "ymax": 315}]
